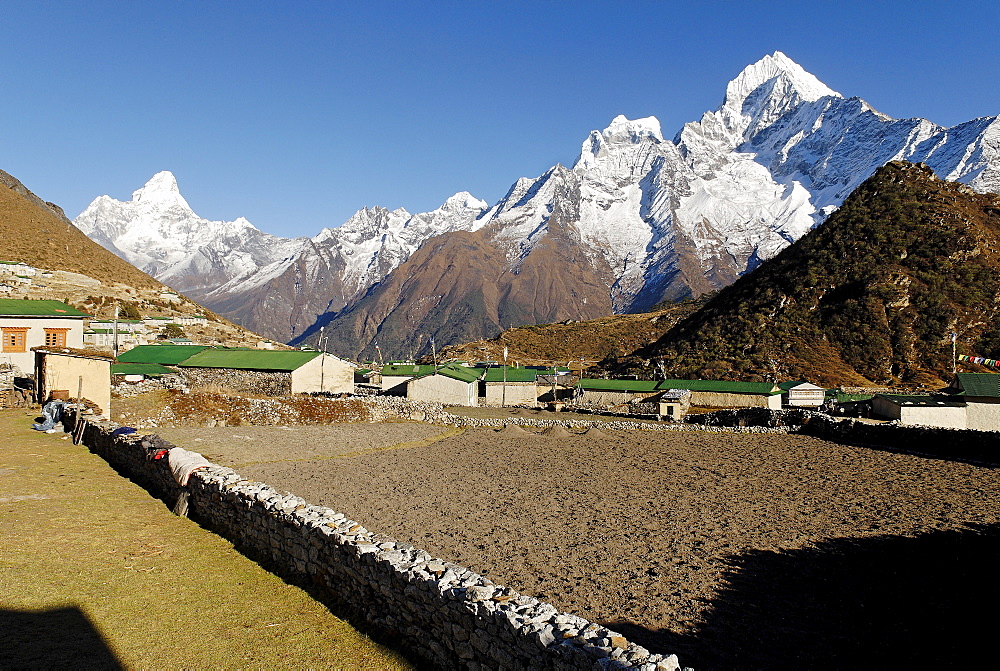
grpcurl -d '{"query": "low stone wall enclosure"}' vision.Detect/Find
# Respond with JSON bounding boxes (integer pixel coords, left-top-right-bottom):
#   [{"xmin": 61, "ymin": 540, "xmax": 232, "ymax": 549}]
[
  {"xmin": 67, "ymin": 414, "xmax": 684, "ymax": 670},
  {"xmin": 64, "ymin": 399, "xmax": 1000, "ymax": 669}
]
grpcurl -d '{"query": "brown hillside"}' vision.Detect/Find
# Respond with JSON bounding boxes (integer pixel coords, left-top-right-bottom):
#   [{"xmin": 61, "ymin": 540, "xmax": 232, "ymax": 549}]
[
  {"xmin": 433, "ymin": 303, "xmax": 698, "ymax": 369},
  {"xmin": 0, "ymin": 169, "xmax": 270, "ymax": 348},
  {"xmin": 613, "ymin": 162, "xmax": 1000, "ymax": 387},
  {"xmin": 0, "ymin": 171, "xmax": 158, "ymax": 289}
]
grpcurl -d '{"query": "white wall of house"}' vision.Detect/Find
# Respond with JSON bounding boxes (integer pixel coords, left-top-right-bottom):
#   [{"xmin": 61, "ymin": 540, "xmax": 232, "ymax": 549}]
[
  {"xmin": 382, "ymin": 375, "xmax": 414, "ymax": 392},
  {"xmin": 964, "ymin": 399, "xmax": 1000, "ymax": 431},
  {"xmin": 871, "ymin": 397, "xmax": 969, "ymax": 429},
  {"xmin": 290, "ymin": 354, "xmax": 356, "ymax": 394},
  {"xmin": 408, "ymin": 375, "xmax": 477, "ymax": 406},
  {"xmin": 0, "ymin": 316, "xmax": 84, "ymax": 372},
  {"xmin": 784, "ymin": 383, "xmax": 826, "ymax": 407},
  {"xmin": 482, "ymin": 382, "xmax": 538, "ymax": 407}
]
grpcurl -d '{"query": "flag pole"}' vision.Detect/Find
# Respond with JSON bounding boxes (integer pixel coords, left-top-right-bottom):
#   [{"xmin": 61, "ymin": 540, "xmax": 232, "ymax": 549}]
[{"xmin": 502, "ymin": 345, "xmax": 508, "ymax": 407}]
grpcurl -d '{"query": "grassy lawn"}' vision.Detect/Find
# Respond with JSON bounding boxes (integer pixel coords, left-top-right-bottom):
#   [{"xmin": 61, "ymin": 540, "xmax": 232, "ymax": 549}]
[{"xmin": 0, "ymin": 409, "xmax": 410, "ymax": 670}]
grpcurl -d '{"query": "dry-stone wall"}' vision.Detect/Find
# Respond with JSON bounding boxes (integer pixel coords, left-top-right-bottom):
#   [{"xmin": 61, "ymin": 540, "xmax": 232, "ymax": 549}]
[
  {"xmin": 688, "ymin": 407, "xmax": 1000, "ymax": 464},
  {"xmin": 183, "ymin": 367, "xmax": 292, "ymax": 396},
  {"xmin": 68, "ymin": 414, "xmax": 685, "ymax": 670},
  {"xmin": 112, "ymin": 373, "xmax": 188, "ymax": 398}
]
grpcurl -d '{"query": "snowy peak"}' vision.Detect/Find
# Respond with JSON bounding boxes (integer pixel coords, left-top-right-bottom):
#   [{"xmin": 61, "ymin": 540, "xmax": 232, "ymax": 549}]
[
  {"xmin": 131, "ymin": 170, "xmax": 190, "ymax": 210},
  {"xmin": 440, "ymin": 191, "xmax": 489, "ymax": 212},
  {"xmin": 602, "ymin": 115, "xmax": 664, "ymax": 143},
  {"xmin": 722, "ymin": 51, "xmax": 840, "ymax": 111},
  {"xmin": 575, "ymin": 115, "xmax": 664, "ymax": 171}
]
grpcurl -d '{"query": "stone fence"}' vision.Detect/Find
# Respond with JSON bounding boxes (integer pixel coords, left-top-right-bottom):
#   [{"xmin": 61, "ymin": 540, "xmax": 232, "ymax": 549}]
[
  {"xmin": 66, "ymin": 414, "xmax": 685, "ymax": 670},
  {"xmin": 687, "ymin": 407, "xmax": 1000, "ymax": 465}
]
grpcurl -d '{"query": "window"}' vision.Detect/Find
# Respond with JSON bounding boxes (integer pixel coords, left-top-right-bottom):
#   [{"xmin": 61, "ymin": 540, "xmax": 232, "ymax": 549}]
[
  {"xmin": 44, "ymin": 328, "xmax": 69, "ymax": 347},
  {"xmin": 2, "ymin": 327, "xmax": 28, "ymax": 353}
]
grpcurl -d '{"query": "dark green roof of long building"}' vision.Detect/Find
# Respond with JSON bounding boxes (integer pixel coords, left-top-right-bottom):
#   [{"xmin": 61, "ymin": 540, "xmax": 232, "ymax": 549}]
[
  {"xmin": 576, "ymin": 378, "xmax": 782, "ymax": 395},
  {"xmin": 116, "ymin": 344, "xmax": 211, "ymax": 365},
  {"xmin": 0, "ymin": 298, "xmax": 89, "ymax": 317},
  {"xmin": 412, "ymin": 363, "xmax": 483, "ymax": 383},
  {"xmin": 953, "ymin": 373, "xmax": 1000, "ymax": 398},
  {"xmin": 111, "ymin": 362, "xmax": 175, "ymax": 377},
  {"xmin": 176, "ymin": 348, "xmax": 322, "ymax": 371},
  {"xmin": 382, "ymin": 363, "xmax": 438, "ymax": 377},
  {"xmin": 657, "ymin": 379, "xmax": 782, "ymax": 395},
  {"xmin": 575, "ymin": 379, "xmax": 660, "ymax": 392},
  {"xmin": 482, "ymin": 366, "xmax": 539, "ymax": 383}
]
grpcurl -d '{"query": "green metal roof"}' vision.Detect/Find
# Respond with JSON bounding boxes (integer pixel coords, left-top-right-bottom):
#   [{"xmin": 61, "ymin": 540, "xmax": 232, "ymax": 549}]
[
  {"xmin": 382, "ymin": 363, "xmax": 438, "ymax": 377},
  {"xmin": 656, "ymin": 379, "xmax": 782, "ymax": 395},
  {"xmin": 412, "ymin": 364, "xmax": 483, "ymax": 383},
  {"xmin": 111, "ymin": 362, "xmax": 175, "ymax": 377},
  {"xmin": 116, "ymin": 344, "xmax": 211, "ymax": 365},
  {"xmin": 86, "ymin": 329, "xmax": 112, "ymax": 334},
  {"xmin": 576, "ymin": 379, "xmax": 660, "ymax": 392},
  {"xmin": 176, "ymin": 348, "xmax": 322, "ymax": 371},
  {"xmin": 0, "ymin": 299, "xmax": 89, "ymax": 317},
  {"xmin": 482, "ymin": 366, "xmax": 538, "ymax": 383},
  {"xmin": 954, "ymin": 373, "xmax": 1000, "ymax": 398},
  {"xmin": 876, "ymin": 394, "xmax": 966, "ymax": 408},
  {"xmin": 835, "ymin": 392, "xmax": 874, "ymax": 403}
]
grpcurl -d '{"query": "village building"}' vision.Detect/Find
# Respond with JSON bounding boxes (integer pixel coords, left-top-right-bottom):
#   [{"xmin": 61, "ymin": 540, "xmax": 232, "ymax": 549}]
[
  {"xmin": 479, "ymin": 366, "xmax": 540, "ymax": 406},
  {"xmin": 945, "ymin": 373, "xmax": 1000, "ymax": 431},
  {"xmin": 173, "ymin": 314, "xmax": 208, "ymax": 326},
  {"xmin": 33, "ymin": 347, "xmax": 112, "ymax": 418},
  {"xmin": 778, "ymin": 381, "xmax": 827, "ymax": 407},
  {"xmin": 116, "ymin": 344, "xmax": 212, "ymax": 366},
  {"xmin": 380, "ymin": 363, "xmax": 439, "ymax": 393},
  {"xmin": 871, "ymin": 394, "xmax": 968, "ymax": 429},
  {"xmin": 0, "ymin": 261, "xmax": 38, "ymax": 277},
  {"xmin": 573, "ymin": 379, "xmax": 661, "ymax": 407},
  {"xmin": 657, "ymin": 388, "xmax": 692, "ymax": 420},
  {"xmin": 406, "ymin": 364, "xmax": 481, "ymax": 406},
  {"xmin": 0, "ymin": 299, "xmax": 89, "ymax": 374},
  {"xmin": 176, "ymin": 348, "xmax": 355, "ymax": 396},
  {"xmin": 574, "ymin": 378, "xmax": 783, "ymax": 410}
]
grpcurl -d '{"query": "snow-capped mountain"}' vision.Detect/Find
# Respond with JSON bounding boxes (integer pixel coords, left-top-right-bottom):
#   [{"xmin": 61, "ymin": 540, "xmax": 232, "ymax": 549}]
[
  {"xmin": 200, "ymin": 193, "xmax": 487, "ymax": 340},
  {"xmin": 75, "ymin": 170, "xmax": 487, "ymax": 340},
  {"xmin": 77, "ymin": 51, "xmax": 1000, "ymax": 354},
  {"xmin": 75, "ymin": 171, "xmax": 308, "ymax": 294}
]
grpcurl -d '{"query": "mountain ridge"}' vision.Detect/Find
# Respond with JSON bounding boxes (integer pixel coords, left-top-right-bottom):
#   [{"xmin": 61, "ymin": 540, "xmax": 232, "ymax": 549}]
[{"xmin": 75, "ymin": 51, "xmax": 1000, "ymax": 356}]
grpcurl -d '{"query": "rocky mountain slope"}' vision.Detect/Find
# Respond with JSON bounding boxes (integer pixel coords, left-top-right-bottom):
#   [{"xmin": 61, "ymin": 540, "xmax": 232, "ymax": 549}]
[
  {"xmin": 613, "ymin": 162, "xmax": 1000, "ymax": 387},
  {"xmin": 1, "ymin": 170, "xmax": 269, "ymax": 347},
  {"xmin": 77, "ymin": 52, "xmax": 1000, "ymax": 357}
]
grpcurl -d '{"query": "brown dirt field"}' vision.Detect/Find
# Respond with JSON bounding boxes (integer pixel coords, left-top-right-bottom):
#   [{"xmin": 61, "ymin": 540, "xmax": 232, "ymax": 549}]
[{"xmin": 155, "ymin": 423, "xmax": 1000, "ymax": 670}]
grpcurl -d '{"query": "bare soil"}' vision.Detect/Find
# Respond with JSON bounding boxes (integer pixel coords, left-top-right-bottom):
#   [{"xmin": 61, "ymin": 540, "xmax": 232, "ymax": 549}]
[{"xmin": 155, "ymin": 422, "xmax": 1000, "ymax": 670}]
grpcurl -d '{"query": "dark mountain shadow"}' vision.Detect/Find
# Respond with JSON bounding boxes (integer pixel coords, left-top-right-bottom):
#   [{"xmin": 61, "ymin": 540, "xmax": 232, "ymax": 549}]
[
  {"xmin": 603, "ymin": 523, "xmax": 1000, "ymax": 670},
  {"xmin": 1, "ymin": 606, "xmax": 123, "ymax": 669}
]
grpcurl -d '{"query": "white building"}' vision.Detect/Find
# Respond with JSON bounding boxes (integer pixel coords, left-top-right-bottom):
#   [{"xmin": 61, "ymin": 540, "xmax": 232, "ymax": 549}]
[{"xmin": 0, "ymin": 299, "xmax": 88, "ymax": 373}]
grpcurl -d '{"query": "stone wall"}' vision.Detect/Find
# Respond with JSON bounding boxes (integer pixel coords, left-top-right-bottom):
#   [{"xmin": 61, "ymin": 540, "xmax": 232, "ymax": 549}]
[
  {"xmin": 183, "ymin": 368, "xmax": 292, "ymax": 396},
  {"xmin": 68, "ymin": 414, "xmax": 684, "ymax": 670},
  {"xmin": 112, "ymin": 373, "xmax": 188, "ymax": 398},
  {"xmin": 687, "ymin": 407, "xmax": 1000, "ymax": 464}
]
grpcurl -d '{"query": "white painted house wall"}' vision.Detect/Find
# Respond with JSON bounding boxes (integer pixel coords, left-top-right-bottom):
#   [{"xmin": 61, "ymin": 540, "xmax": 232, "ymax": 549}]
[
  {"xmin": 290, "ymin": 354, "xmax": 356, "ymax": 394},
  {"xmin": 0, "ymin": 316, "xmax": 84, "ymax": 372}
]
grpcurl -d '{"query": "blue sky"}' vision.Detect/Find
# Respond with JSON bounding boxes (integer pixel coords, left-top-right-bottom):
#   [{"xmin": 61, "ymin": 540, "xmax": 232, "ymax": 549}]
[{"xmin": 2, "ymin": 1, "xmax": 998, "ymax": 238}]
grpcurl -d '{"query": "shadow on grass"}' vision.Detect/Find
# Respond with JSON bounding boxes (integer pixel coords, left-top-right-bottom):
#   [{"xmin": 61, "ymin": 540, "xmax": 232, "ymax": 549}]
[
  {"xmin": 0, "ymin": 606, "xmax": 123, "ymax": 669},
  {"xmin": 603, "ymin": 523, "xmax": 1000, "ymax": 670}
]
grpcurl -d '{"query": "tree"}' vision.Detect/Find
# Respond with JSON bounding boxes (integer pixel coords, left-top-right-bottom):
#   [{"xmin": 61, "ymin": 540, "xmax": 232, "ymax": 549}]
[{"xmin": 162, "ymin": 323, "xmax": 185, "ymax": 339}]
